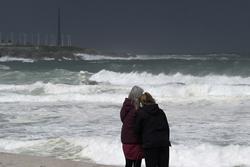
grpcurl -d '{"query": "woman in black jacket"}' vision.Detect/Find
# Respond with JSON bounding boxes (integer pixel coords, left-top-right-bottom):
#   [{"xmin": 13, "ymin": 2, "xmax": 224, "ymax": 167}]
[{"xmin": 135, "ymin": 92, "xmax": 171, "ymax": 167}]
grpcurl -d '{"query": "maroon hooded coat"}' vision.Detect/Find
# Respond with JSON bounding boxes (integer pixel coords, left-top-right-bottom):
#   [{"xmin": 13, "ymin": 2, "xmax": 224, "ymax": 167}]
[
  {"xmin": 120, "ymin": 98, "xmax": 143, "ymax": 160},
  {"xmin": 120, "ymin": 98, "xmax": 141, "ymax": 144}
]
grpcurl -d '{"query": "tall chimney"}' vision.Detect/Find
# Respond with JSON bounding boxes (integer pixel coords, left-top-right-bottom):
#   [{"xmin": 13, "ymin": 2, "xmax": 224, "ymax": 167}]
[{"xmin": 57, "ymin": 8, "xmax": 62, "ymax": 47}]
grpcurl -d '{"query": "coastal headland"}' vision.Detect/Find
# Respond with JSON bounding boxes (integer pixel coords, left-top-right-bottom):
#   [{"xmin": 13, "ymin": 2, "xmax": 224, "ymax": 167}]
[{"xmin": 0, "ymin": 45, "xmax": 134, "ymax": 60}]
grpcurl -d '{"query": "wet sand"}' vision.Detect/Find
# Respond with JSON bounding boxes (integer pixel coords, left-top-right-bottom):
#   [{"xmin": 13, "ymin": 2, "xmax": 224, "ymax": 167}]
[{"xmin": 0, "ymin": 152, "xmax": 119, "ymax": 167}]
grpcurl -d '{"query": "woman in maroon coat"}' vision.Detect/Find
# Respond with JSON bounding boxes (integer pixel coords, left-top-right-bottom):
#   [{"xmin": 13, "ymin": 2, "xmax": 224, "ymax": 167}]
[{"xmin": 120, "ymin": 86, "xmax": 144, "ymax": 167}]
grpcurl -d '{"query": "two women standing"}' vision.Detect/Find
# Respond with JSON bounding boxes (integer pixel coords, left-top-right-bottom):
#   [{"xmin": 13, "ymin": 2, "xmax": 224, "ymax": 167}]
[{"xmin": 120, "ymin": 86, "xmax": 171, "ymax": 167}]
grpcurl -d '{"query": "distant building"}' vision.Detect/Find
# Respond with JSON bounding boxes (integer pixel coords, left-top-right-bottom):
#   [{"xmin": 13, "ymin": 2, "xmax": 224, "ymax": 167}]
[{"xmin": 0, "ymin": 40, "xmax": 13, "ymax": 46}]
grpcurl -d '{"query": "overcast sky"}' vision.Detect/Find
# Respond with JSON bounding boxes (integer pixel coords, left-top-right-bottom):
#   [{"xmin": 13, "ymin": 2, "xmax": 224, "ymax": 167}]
[{"xmin": 0, "ymin": 0, "xmax": 249, "ymax": 54}]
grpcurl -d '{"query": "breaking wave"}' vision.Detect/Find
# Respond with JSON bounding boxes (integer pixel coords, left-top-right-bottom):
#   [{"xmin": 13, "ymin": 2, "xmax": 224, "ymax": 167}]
[
  {"xmin": 90, "ymin": 70, "xmax": 250, "ymax": 86},
  {"xmin": 0, "ymin": 56, "xmax": 34, "ymax": 63},
  {"xmin": 0, "ymin": 65, "xmax": 10, "ymax": 70},
  {"xmin": 90, "ymin": 70, "xmax": 250, "ymax": 98},
  {"xmin": 1, "ymin": 70, "xmax": 250, "ymax": 103},
  {"xmin": 0, "ymin": 137, "xmax": 249, "ymax": 167},
  {"xmin": 75, "ymin": 53, "xmax": 242, "ymax": 61}
]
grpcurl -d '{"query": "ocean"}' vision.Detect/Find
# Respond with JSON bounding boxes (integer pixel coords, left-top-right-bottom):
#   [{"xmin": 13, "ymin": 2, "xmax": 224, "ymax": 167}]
[{"xmin": 0, "ymin": 53, "xmax": 250, "ymax": 167}]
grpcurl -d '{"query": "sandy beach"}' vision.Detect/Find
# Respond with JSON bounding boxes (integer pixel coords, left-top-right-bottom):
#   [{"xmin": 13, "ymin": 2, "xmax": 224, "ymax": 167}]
[{"xmin": 0, "ymin": 152, "xmax": 119, "ymax": 167}]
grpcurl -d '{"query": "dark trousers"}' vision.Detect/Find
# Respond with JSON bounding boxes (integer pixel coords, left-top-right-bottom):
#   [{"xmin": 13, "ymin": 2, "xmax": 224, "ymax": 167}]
[
  {"xmin": 144, "ymin": 147, "xmax": 169, "ymax": 167},
  {"xmin": 125, "ymin": 158, "xmax": 142, "ymax": 167}
]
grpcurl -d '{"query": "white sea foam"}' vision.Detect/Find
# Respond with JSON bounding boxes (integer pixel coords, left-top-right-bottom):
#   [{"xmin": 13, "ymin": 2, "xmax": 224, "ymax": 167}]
[
  {"xmin": 75, "ymin": 53, "xmax": 140, "ymax": 60},
  {"xmin": 0, "ymin": 92, "xmax": 126, "ymax": 103},
  {"xmin": 75, "ymin": 53, "xmax": 198, "ymax": 61},
  {"xmin": 0, "ymin": 65, "xmax": 10, "ymax": 70},
  {"xmin": 136, "ymin": 54, "xmax": 209, "ymax": 60},
  {"xmin": 0, "ymin": 139, "xmax": 44, "ymax": 151},
  {"xmin": 42, "ymin": 57, "xmax": 55, "ymax": 61},
  {"xmin": 62, "ymin": 57, "xmax": 72, "ymax": 60},
  {"xmin": 90, "ymin": 70, "xmax": 250, "ymax": 86},
  {"xmin": 0, "ymin": 56, "xmax": 34, "ymax": 63},
  {"xmin": 0, "ymin": 53, "xmax": 239, "ymax": 62},
  {"xmin": 170, "ymin": 144, "xmax": 250, "ymax": 167},
  {"xmin": 0, "ymin": 81, "xmax": 126, "ymax": 103},
  {"xmin": 2, "ymin": 70, "xmax": 250, "ymax": 103},
  {"xmin": 74, "ymin": 53, "xmax": 239, "ymax": 61},
  {"xmin": 0, "ymin": 138, "xmax": 249, "ymax": 167},
  {"xmin": 90, "ymin": 70, "xmax": 250, "ymax": 98},
  {"xmin": 70, "ymin": 137, "xmax": 124, "ymax": 165}
]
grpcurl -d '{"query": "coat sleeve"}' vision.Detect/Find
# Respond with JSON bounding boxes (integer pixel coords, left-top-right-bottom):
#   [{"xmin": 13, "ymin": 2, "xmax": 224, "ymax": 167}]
[
  {"xmin": 120, "ymin": 99, "xmax": 132, "ymax": 122},
  {"xmin": 161, "ymin": 110, "xmax": 171, "ymax": 146}
]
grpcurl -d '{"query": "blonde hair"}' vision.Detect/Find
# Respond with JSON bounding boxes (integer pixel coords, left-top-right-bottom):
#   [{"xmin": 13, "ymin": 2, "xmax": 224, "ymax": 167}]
[
  {"xmin": 139, "ymin": 92, "xmax": 156, "ymax": 105},
  {"xmin": 128, "ymin": 86, "xmax": 144, "ymax": 109}
]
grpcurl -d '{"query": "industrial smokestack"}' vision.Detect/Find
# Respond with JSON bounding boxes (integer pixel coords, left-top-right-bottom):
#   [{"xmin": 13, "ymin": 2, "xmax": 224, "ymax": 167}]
[{"xmin": 57, "ymin": 8, "xmax": 62, "ymax": 47}]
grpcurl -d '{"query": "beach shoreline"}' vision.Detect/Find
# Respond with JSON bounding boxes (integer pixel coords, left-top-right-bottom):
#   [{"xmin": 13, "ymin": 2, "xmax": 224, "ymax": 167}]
[{"xmin": 0, "ymin": 152, "xmax": 120, "ymax": 167}]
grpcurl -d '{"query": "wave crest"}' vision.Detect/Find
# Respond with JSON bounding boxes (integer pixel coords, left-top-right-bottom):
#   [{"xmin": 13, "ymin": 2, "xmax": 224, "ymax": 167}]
[
  {"xmin": 90, "ymin": 70, "xmax": 250, "ymax": 86},
  {"xmin": 0, "ymin": 56, "xmax": 34, "ymax": 63},
  {"xmin": 2, "ymin": 70, "xmax": 250, "ymax": 103}
]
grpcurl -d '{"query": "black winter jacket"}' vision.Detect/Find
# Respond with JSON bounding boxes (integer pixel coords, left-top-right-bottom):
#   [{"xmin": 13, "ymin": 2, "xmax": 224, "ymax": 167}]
[{"xmin": 135, "ymin": 104, "xmax": 171, "ymax": 148}]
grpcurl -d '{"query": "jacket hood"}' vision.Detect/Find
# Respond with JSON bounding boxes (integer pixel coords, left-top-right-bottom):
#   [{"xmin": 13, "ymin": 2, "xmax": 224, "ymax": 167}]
[
  {"xmin": 124, "ymin": 98, "xmax": 133, "ymax": 105},
  {"xmin": 141, "ymin": 104, "xmax": 160, "ymax": 115},
  {"xmin": 123, "ymin": 98, "xmax": 134, "ymax": 109}
]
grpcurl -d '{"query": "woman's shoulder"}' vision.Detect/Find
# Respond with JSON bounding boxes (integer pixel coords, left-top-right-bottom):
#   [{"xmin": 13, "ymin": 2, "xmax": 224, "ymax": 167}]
[
  {"xmin": 158, "ymin": 108, "xmax": 167, "ymax": 116},
  {"xmin": 136, "ymin": 108, "xmax": 147, "ymax": 118}
]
